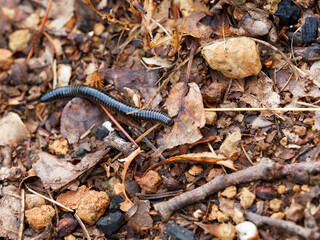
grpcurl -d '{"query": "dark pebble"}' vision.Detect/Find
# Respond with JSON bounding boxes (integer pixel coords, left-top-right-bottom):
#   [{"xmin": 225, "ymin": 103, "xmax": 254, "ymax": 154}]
[
  {"xmin": 250, "ymin": 204, "xmax": 257, "ymax": 212},
  {"xmin": 256, "ymin": 187, "xmax": 276, "ymax": 200},
  {"xmin": 56, "ymin": 217, "xmax": 78, "ymax": 237},
  {"xmin": 96, "ymin": 212, "xmax": 125, "ymax": 237},
  {"xmin": 109, "ymin": 195, "xmax": 125, "ymax": 213},
  {"xmin": 166, "ymin": 221, "xmax": 195, "ymax": 240},
  {"xmin": 274, "ymin": 0, "xmax": 301, "ymax": 26},
  {"xmin": 93, "ymin": 126, "xmax": 110, "ymax": 140},
  {"xmin": 302, "ymin": 17, "xmax": 318, "ymax": 43},
  {"xmin": 71, "ymin": 147, "xmax": 88, "ymax": 158}
]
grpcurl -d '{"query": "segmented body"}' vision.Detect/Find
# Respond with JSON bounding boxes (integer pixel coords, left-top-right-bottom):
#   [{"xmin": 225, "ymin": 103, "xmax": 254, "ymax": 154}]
[{"xmin": 40, "ymin": 85, "xmax": 173, "ymax": 126}]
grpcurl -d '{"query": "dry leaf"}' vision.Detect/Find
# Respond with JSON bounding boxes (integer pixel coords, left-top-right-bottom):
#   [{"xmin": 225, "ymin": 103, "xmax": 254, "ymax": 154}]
[
  {"xmin": 152, "ymin": 82, "xmax": 205, "ymax": 157},
  {"xmin": 116, "ymin": 148, "xmax": 143, "ymax": 212},
  {"xmin": 33, "ymin": 150, "xmax": 107, "ymax": 190}
]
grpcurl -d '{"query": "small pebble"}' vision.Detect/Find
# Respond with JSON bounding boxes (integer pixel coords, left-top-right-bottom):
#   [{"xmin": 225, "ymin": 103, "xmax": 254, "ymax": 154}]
[
  {"xmin": 139, "ymin": 170, "xmax": 162, "ymax": 193},
  {"xmin": 269, "ymin": 198, "xmax": 283, "ymax": 212},
  {"xmin": 188, "ymin": 165, "xmax": 203, "ymax": 176},
  {"xmin": 280, "ymin": 136, "xmax": 288, "ymax": 146},
  {"xmin": 239, "ymin": 188, "xmax": 256, "ymax": 209},
  {"xmin": 9, "ymin": 29, "xmax": 32, "ymax": 51},
  {"xmin": 109, "ymin": 195, "xmax": 125, "ymax": 213},
  {"xmin": 96, "ymin": 212, "xmax": 125, "ymax": 237},
  {"xmin": 271, "ymin": 212, "xmax": 285, "ymax": 219},
  {"xmin": 56, "ymin": 217, "xmax": 78, "ymax": 237},
  {"xmin": 25, "ymin": 205, "xmax": 55, "ymax": 233},
  {"xmin": 277, "ymin": 184, "xmax": 289, "ymax": 194},
  {"xmin": 166, "ymin": 221, "xmax": 195, "ymax": 240},
  {"xmin": 301, "ymin": 184, "xmax": 310, "ymax": 192},
  {"xmin": 25, "ymin": 194, "xmax": 46, "ymax": 210},
  {"xmin": 293, "ymin": 125, "xmax": 307, "ymax": 137},
  {"xmin": 256, "ymin": 187, "xmax": 276, "ymax": 200},
  {"xmin": 293, "ymin": 185, "xmax": 300, "ymax": 192},
  {"xmin": 202, "ymin": 37, "xmax": 261, "ymax": 79},
  {"xmin": 93, "ymin": 126, "xmax": 110, "ymax": 140},
  {"xmin": 217, "ymin": 211, "xmax": 229, "ymax": 222},
  {"xmin": 274, "ymin": 0, "xmax": 301, "ymax": 26},
  {"xmin": 221, "ymin": 186, "xmax": 237, "ymax": 199},
  {"xmin": 303, "ymin": 118, "xmax": 314, "ymax": 126},
  {"xmin": 285, "ymin": 203, "xmax": 304, "ymax": 222},
  {"xmin": 302, "ymin": 17, "xmax": 317, "ymax": 43}
]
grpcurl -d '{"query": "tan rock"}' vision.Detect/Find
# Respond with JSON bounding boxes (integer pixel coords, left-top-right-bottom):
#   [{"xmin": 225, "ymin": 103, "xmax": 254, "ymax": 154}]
[
  {"xmin": 9, "ymin": 29, "xmax": 32, "ymax": 51},
  {"xmin": 49, "ymin": 138, "xmax": 68, "ymax": 155},
  {"xmin": 208, "ymin": 204, "xmax": 219, "ymax": 221},
  {"xmin": 217, "ymin": 211, "xmax": 229, "ymax": 222},
  {"xmin": 25, "ymin": 205, "xmax": 55, "ymax": 233},
  {"xmin": 188, "ymin": 165, "xmax": 203, "ymax": 176},
  {"xmin": 239, "ymin": 188, "xmax": 255, "ymax": 209},
  {"xmin": 202, "ymin": 37, "xmax": 262, "ymax": 79},
  {"xmin": 0, "ymin": 49, "xmax": 13, "ymax": 70},
  {"xmin": 25, "ymin": 194, "xmax": 46, "ymax": 210},
  {"xmin": 205, "ymin": 111, "xmax": 217, "ymax": 125},
  {"xmin": 219, "ymin": 131, "xmax": 241, "ymax": 158},
  {"xmin": 271, "ymin": 212, "xmax": 285, "ymax": 219},
  {"xmin": 221, "ymin": 186, "xmax": 237, "ymax": 199},
  {"xmin": 269, "ymin": 198, "xmax": 283, "ymax": 212},
  {"xmin": 57, "ymin": 185, "xmax": 109, "ymax": 225},
  {"xmin": 285, "ymin": 203, "xmax": 304, "ymax": 222},
  {"xmin": 139, "ymin": 170, "xmax": 162, "ymax": 193}
]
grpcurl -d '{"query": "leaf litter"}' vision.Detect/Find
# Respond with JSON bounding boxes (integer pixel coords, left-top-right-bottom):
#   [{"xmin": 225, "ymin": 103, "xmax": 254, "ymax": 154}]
[{"xmin": 2, "ymin": 0, "xmax": 320, "ymax": 239}]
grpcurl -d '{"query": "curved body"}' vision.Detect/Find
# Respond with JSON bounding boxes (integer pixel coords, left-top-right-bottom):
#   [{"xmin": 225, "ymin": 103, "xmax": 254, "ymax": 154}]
[{"xmin": 40, "ymin": 85, "xmax": 173, "ymax": 126}]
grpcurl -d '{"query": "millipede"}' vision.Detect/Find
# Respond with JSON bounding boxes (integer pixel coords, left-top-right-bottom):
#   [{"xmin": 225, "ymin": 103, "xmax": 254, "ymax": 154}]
[{"xmin": 40, "ymin": 85, "xmax": 173, "ymax": 126}]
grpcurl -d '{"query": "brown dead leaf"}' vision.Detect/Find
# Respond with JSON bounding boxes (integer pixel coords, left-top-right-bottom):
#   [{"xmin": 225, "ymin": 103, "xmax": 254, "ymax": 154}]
[
  {"xmin": 170, "ymin": 10, "xmax": 212, "ymax": 39},
  {"xmin": 115, "ymin": 148, "xmax": 143, "ymax": 212},
  {"xmin": 147, "ymin": 152, "xmax": 236, "ymax": 172},
  {"xmin": 61, "ymin": 97, "xmax": 105, "ymax": 144},
  {"xmin": 0, "ymin": 185, "xmax": 20, "ymax": 240},
  {"xmin": 47, "ymin": 0, "xmax": 75, "ymax": 30},
  {"xmin": 240, "ymin": 73, "xmax": 280, "ymax": 108},
  {"xmin": 127, "ymin": 199, "xmax": 153, "ymax": 232},
  {"xmin": 152, "ymin": 82, "xmax": 205, "ymax": 157},
  {"xmin": 33, "ymin": 150, "xmax": 107, "ymax": 190}
]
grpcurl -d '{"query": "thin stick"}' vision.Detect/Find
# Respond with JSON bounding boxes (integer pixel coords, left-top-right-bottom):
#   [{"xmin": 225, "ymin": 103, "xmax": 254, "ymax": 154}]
[
  {"xmin": 154, "ymin": 158, "xmax": 320, "ymax": 220},
  {"xmin": 100, "ymin": 105, "xmax": 139, "ymax": 148},
  {"xmin": 246, "ymin": 212, "xmax": 320, "ymax": 240},
  {"xmin": 241, "ymin": 141, "xmax": 254, "ymax": 165},
  {"xmin": 108, "ymin": 123, "xmax": 162, "ymax": 163},
  {"xmin": 252, "ymin": 38, "xmax": 305, "ymax": 79},
  {"xmin": 205, "ymin": 107, "xmax": 320, "ymax": 112},
  {"xmin": 26, "ymin": 0, "xmax": 53, "ymax": 64},
  {"xmin": 25, "ymin": 185, "xmax": 73, "ymax": 212},
  {"xmin": 18, "ymin": 189, "xmax": 25, "ymax": 240},
  {"xmin": 74, "ymin": 213, "xmax": 91, "ymax": 240}
]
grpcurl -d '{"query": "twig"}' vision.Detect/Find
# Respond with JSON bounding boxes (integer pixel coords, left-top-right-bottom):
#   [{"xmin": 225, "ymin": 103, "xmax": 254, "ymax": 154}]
[
  {"xmin": 26, "ymin": 0, "xmax": 53, "ymax": 64},
  {"xmin": 251, "ymin": 38, "xmax": 306, "ymax": 79},
  {"xmin": 74, "ymin": 213, "xmax": 91, "ymax": 240},
  {"xmin": 240, "ymin": 141, "xmax": 253, "ymax": 165},
  {"xmin": 18, "ymin": 188, "xmax": 25, "ymax": 240},
  {"xmin": 245, "ymin": 212, "xmax": 320, "ymax": 240},
  {"xmin": 205, "ymin": 107, "xmax": 320, "ymax": 112},
  {"xmin": 25, "ymin": 185, "xmax": 73, "ymax": 212},
  {"xmin": 154, "ymin": 158, "xmax": 320, "ymax": 220}
]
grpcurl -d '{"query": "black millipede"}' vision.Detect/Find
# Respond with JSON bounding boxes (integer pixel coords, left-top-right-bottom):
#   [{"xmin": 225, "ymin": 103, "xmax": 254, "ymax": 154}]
[{"xmin": 40, "ymin": 85, "xmax": 173, "ymax": 126}]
